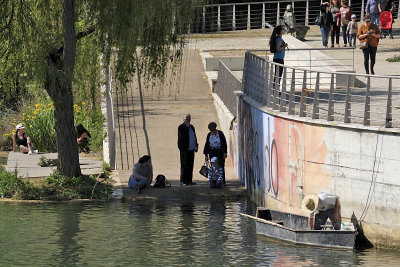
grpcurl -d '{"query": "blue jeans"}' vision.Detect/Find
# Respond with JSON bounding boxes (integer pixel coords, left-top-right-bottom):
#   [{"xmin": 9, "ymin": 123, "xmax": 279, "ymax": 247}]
[
  {"xmin": 128, "ymin": 177, "xmax": 147, "ymax": 189},
  {"xmin": 341, "ymin": 25, "xmax": 348, "ymax": 45},
  {"xmin": 210, "ymin": 180, "xmax": 222, "ymax": 188},
  {"xmin": 320, "ymin": 25, "xmax": 330, "ymax": 47},
  {"xmin": 370, "ymin": 13, "xmax": 380, "ymax": 27}
]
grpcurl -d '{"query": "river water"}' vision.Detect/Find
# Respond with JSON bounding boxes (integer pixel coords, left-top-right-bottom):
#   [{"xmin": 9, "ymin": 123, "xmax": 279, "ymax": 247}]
[{"xmin": 1, "ymin": 198, "xmax": 400, "ymax": 266}]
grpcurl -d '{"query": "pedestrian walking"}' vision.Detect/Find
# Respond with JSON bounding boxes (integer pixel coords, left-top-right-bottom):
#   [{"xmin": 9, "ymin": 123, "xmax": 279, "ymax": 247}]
[
  {"xmin": 269, "ymin": 25, "xmax": 288, "ymax": 88},
  {"xmin": 346, "ymin": 14, "xmax": 358, "ymax": 46},
  {"xmin": 330, "ymin": 0, "xmax": 341, "ymax": 47},
  {"xmin": 320, "ymin": 2, "xmax": 334, "ymax": 48},
  {"xmin": 337, "ymin": 0, "xmax": 353, "ymax": 47},
  {"xmin": 178, "ymin": 114, "xmax": 198, "ymax": 186},
  {"xmin": 365, "ymin": 0, "xmax": 380, "ymax": 27},
  {"xmin": 203, "ymin": 122, "xmax": 227, "ymax": 184},
  {"xmin": 357, "ymin": 15, "xmax": 381, "ymax": 74}
]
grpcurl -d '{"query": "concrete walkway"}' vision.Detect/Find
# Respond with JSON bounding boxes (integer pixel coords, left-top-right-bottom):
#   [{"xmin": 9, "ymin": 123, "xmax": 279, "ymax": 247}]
[
  {"xmin": 6, "ymin": 152, "xmax": 102, "ymax": 178},
  {"xmin": 112, "ymin": 49, "xmax": 245, "ymax": 200}
]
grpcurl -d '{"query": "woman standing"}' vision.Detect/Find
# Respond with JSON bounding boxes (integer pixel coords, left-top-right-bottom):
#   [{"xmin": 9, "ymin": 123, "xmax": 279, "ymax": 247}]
[
  {"xmin": 357, "ymin": 15, "xmax": 381, "ymax": 74},
  {"xmin": 330, "ymin": 0, "xmax": 341, "ymax": 47},
  {"xmin": 12, "ymin": 124, "xmax": 35, "ymax": 154},
  {"xmin": 203, "ymin": 122, "xmax": 227, "ymax": 184},
  {"xmin": 337, "ymin": 0, "xmax": 353, "ymax": 47},
  {"xmin": 269, "ymin": 25, "xmax": 288, "ymax": 87},
  {"xmin": 320, "ymin": 2, "xmax": 334, "ymax": 48}
]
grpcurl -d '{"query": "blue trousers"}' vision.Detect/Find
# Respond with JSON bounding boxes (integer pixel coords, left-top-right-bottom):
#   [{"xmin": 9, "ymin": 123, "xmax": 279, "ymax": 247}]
[
  {"xmin": 128, "ymin": 177, "xmax": 147, "ymax": 189},
  {"xmin": 341, "ymin": 25, "xmax": 348, "ymax": 45},
  {"xmin": 320, "ymin": 25, "xmax": 330, "ymax": 47}
]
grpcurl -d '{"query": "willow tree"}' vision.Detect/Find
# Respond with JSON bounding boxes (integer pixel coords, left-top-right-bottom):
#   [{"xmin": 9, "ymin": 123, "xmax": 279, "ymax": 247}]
[{"xmin": 0, "ymin": 0, "xmax": 199, "ymax": 177}]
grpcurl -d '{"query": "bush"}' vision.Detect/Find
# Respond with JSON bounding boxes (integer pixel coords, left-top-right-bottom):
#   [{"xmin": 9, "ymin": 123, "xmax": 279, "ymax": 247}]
[
  {"xmin": 386, "ymin": 55, "xmax": 400, "ymax": 63},
  {"xmin": 0, "ymin": 170, "xmax": 113, "ymax": 200}
]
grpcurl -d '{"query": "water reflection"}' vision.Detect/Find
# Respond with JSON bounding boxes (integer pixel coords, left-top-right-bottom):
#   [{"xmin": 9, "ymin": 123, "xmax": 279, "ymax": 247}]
[{"xmin": 1, "ymin": 200, "xmax": 400, "ymax": 266}]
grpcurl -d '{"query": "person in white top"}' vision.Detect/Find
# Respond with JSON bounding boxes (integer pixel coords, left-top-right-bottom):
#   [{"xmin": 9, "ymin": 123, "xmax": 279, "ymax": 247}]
[{"xmin": 302, "ymin": 192, "xmax": 341, "ymax": 230}]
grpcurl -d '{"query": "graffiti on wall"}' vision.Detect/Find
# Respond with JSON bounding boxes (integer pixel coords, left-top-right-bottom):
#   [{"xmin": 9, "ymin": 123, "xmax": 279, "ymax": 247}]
[{"xmin": 236, "ymin": 98, "xmax": 330, "ymax": 211}]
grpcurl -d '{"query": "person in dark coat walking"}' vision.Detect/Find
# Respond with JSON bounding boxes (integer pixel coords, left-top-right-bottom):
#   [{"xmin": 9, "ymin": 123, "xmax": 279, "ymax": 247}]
[
  {"xmin": 320, "ymin": 2, "xmax": 334, "ymax": 48},
  {"xmin": 178, "ymin": 114, "xmax": 198, "ymax": 185},
  {"xmin": 203, "ymin": 122, "xmax": 227, "ymax": 184}
]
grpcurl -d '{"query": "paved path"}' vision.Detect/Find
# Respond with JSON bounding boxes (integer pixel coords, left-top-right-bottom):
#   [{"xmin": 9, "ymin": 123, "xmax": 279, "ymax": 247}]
[
  {"xmin": 6, "ymin": 152, "xmax": 102, "ymax": 178},
  {"xmin": 112, "ymin": 49, "xmax": 244, "ymax": 200}
]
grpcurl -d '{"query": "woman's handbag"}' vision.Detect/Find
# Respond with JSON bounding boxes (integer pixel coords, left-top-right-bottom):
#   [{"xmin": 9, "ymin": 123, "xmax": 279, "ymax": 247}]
[
  {"xmin": 359, "ymin": 41, "xmax": 368, "ymax": 49},
  {"xmin": 199, "ymin": 163, "xmax": 209, "ymax": 178}
]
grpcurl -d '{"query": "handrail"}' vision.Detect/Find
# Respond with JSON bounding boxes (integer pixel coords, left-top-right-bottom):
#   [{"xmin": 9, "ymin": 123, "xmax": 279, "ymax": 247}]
[{"xmin": 240, "ymin": 51, "xmax": 400, "ymax": 128}]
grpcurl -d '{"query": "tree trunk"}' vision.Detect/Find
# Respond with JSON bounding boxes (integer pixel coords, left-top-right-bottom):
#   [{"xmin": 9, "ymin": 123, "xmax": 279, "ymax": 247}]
[{"xmin": 44, "ymin": 0, "xmax": 81, "ymax": 177}]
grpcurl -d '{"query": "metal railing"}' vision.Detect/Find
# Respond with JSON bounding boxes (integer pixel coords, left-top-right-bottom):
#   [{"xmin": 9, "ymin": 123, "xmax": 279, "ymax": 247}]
[
  {"xmin": 241, "ymin": 51, "xmax": 400, "ymax": 128},
  {"xmin": 214, "ymin": 61, "xmax": 243, "ymax": 115},
  {"xmin": 191, "ymin": 0, "xmax": 400, "ymax": 33}
]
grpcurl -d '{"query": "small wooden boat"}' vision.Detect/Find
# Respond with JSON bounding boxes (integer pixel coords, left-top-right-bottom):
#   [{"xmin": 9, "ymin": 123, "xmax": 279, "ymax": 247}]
[{"xmin": 240, "ymin": 208, "xmax": 357, "ymax": 249}]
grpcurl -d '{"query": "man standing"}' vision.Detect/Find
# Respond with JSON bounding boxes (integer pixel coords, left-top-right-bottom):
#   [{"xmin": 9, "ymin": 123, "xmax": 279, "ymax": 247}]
[
  {"xmin": 302, "ymin": 192, "xmax": 341, "ymax": 230},
  {"xmin": 178, "ymin": 114, "xmax": 198, "ymax": 185}
]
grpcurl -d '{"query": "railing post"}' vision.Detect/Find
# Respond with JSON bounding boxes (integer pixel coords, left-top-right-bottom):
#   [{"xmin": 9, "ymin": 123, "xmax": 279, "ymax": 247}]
[
  {"xmin": 277, "ymin": 2, "xmax": 281, "ymax": 25},
  {"xmin": 312, "ymin": 72, "xmax": 320, "ymax": 119},
  {"xmin": 202, "ymin": 6, "xmax": 206, "ymax": 33},
  {"xmin": 363, "ymin": 76, "xmax": 371, "ymax": 126},
  {"xmin": 279, "ymin": 67, "xmax": 287, "ymax": 112},
  {"xmin": 217, "ymin": 5, "xmax": 221, "ymax": 31},
  {"xmin": 273, "ymin": 68, "xmax": 280, "ymax": 110},
  {"xmin": 288, "ymin": 69, "xmax": 296, "ymax": 115},
  {"xmin": 385, "ymin": 78, "xmax": 393, "ymax": 128},
  {"xmin": 267, "ymin": 62, "xmax": 274, "ymax": 108},
  {"xmin": 344, "ymin": 75, "xmax": 351, "ymax": 123},
  {"xmin": 327, "ymin": 73, "xmax": 335, "ymax": 121},
  {"xmin": 247, "ymin": 4, "xmax": 251, "ymax": 30},
  {"xmin": 263, "ymin": 61, "xmax": 269, "ymax": 105},
  {"xmin": 242, "ymin": 52, "xmax": 248, "ymax": 93},
  {"xmin": 262, "ymin": 3, "xmax": 265, "ymax": 29},
  {"xmin": 305, "ymin": 0, "xmax": 309, "ymax": 26},
  {"xmin": 361, "ymin": 0, "xmax": 365, "ymax": 21},
  {"xmin": 232, "ymin": 5, "xmax": 236, "ymax": 31},
  {"xmin": 299, "ymin": 70, "xmax": 307, "ymax": 117}
]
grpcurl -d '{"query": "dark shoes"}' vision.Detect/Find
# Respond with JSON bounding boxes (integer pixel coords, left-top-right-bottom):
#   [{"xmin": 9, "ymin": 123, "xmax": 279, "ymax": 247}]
[{"xmin": 180, "ymin": 182, "xmax": 196, "ymax": 186}]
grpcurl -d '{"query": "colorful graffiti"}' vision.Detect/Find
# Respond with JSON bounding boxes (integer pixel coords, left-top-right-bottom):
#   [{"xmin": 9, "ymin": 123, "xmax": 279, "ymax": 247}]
[{"xmin": 236, "ymin": 98, "xmax": 330, "ymax": 212}]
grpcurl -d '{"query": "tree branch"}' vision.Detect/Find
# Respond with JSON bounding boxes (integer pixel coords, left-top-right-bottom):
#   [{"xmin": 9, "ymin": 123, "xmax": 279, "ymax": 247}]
[{"xmin": 76, "ymin": 26, "xmax": 95, "ymax": 41}]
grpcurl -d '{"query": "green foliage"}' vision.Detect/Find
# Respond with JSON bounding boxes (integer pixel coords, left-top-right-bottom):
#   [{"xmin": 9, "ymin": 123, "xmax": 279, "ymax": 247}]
[
  {"xmin": 386, "ymin": 55, "xmax": 400, "ymax": 62},
  {"xmin": 0, "ymin": 170, "xmax": 112, "ymax": 200}
]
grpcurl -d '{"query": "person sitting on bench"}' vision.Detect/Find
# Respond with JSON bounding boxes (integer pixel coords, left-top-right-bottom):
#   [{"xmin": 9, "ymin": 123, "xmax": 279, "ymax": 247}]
[{"xmin": 302, "ymin": 192, "xmax": 341, "ymax": 230}]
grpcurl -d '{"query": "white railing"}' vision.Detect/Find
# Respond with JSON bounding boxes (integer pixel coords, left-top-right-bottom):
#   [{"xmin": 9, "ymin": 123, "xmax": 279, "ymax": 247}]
[{"xmin": 242, "ymin": 51, "xmax": 400, "ymax": 128}]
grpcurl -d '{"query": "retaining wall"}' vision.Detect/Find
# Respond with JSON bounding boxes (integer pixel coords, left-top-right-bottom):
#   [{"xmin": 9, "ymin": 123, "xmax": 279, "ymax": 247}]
[{"xmin": 214, "ymin": 91, "xmax": 400, "ymax": 248}]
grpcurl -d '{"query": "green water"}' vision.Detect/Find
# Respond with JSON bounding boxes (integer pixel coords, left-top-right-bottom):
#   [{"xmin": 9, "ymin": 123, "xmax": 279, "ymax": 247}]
[{"xmin": 1, "ymin": 199, "xmax": 400, "ymax": 266}]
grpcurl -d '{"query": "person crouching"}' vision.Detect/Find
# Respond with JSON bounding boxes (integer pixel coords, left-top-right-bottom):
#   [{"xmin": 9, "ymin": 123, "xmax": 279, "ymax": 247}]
[
  {"xmin": 128, "ymin": 155, "xmax": 153, "ymax": 193},
  {"xmin": 208, "ymin": 157, "xmax": 223, "ymax": 188}
]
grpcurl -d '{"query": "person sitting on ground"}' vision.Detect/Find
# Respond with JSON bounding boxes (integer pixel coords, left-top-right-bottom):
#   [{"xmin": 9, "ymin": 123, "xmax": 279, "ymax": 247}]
[
  {"xmin": 302, "ymin": 192, "xmax": 341, "ymax": 230},
  {"xmin": 207, "ymin": 157, "xmax": 223, "ymax": 189},
  {"xmin": 75, "ymin": 123, "xmax": 91, "ymax": 153},
  {"xmin": 128, "ymin": 155, "xmax": 153, "ymax": 193},
  {"xmin": 12, "ymin": 124, "xmax": 37, "ymax": 154}
]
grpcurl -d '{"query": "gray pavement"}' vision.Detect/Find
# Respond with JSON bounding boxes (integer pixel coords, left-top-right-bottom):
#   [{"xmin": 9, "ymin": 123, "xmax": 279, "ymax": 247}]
[{"xmin": 6, "ymin": 152, "xmax": 102, "ymax": 178}]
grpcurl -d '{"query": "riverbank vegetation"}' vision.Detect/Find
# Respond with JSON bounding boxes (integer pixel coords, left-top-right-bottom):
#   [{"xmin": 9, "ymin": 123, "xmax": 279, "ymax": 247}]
[
  {"xmin": 0, "ymin": 0, "xmax": 200, "ymax": 177},
  {"xmin": 0, "ymin": 162, "xmax": 112, "ymax": 201},
  {"xmin": 386, "ymin": 55, "xmax": 400, "ymax": 62}
]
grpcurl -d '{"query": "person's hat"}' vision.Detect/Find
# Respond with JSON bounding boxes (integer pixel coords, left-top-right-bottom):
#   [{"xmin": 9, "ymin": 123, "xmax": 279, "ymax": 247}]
[
  {"xmin": 16, "ymin": 124, "xmax": 24, "ymax": 130},
  {"xmin": 210, "ymin": 157, "xmax": 218, "ymax": 163},
  {"xmin": 301, "ymin": 194, "xmax": 319, "ymax": 212},
  {"xmin": 351, "ymin": 14, "xmax": 356, "ymax": 19}
]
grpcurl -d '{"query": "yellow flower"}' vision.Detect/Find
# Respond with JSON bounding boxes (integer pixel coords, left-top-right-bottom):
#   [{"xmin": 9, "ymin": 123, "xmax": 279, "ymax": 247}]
[
  {"xmin": 33, "ymin": 110, "xmax": 38, "ymax": 115},
  {"xmin": 23, "ymin": 113, "xmax": 26, "ymax": 116},
  {"xmin": 13, "ymin": 118, "xmax": 16, "ymax": 121},
  {"xmin": 3, "ymin": 133, "xmax": 8, "ymax": 137},
  {"xmin": 12, "ymin": 130, "xmax": 16, "ymax": 133},
  {"xmin": 31, "ymin": 116, "xmax": 36, "ymax": 119},
  {"xmin": 29, "ymin": 125, "xmax": 32, "ymax": 128},
  {"xmin": 35, "ymin": 104, "xmax": 40, "ymax": 107},
  {"xmin": 82, "ymin": 102, "xmax": 86, "ymax": 105}
]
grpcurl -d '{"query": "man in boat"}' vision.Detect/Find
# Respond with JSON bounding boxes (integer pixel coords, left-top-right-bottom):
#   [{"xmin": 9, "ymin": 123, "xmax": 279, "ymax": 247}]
[{"xmin": 302, "ymin": 192, "xmax": 341, "ymax": 230}]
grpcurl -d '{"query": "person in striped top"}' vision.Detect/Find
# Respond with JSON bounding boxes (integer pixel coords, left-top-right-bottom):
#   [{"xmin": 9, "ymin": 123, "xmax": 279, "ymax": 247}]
[{"xmin": 208, "ymin": 157, "xmax": 223, "ymax": 188}]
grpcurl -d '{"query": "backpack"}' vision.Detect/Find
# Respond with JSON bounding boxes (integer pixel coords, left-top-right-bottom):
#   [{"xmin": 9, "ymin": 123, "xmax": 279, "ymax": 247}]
[
  {"xmin": 153, "ymin": 174, "xmax": 171, "ymax": 188},
  {"xmin": 315, "ymin": 15, "xmax": 322, "ymax": 26}
]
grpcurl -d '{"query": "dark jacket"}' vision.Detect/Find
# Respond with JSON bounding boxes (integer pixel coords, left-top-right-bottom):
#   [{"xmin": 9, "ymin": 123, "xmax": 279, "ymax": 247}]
[
  {"xmin": 203, "ymin": 130, "xmax": 227, "ymax": 155},
  {"xmin": 320, "ymin": 5, "xmax": 334, "ymax": 27},
  {"xmin": 178, "ymin": 123, "xmax": 198, "ymax": 151}
]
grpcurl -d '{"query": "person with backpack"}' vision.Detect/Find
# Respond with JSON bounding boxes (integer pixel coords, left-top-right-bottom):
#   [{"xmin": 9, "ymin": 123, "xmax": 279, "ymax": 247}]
[
  {"xmin": 269, "ymin": 25, "xmax": 288, "ymax": 88},
  {"xmin": 337, "ymin": 0, "xmax": 353, "ymax": 47},
  {"xmin": 208, "ymin": 157, "xmax": 223, "ymax": 188},
  {"xmin": 128, "ymin": 155, "xmax": 153, "ymax": 193},
  {"xmin": 320, "ymin": 2, "xmax": 334, "ymax": 48}
]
